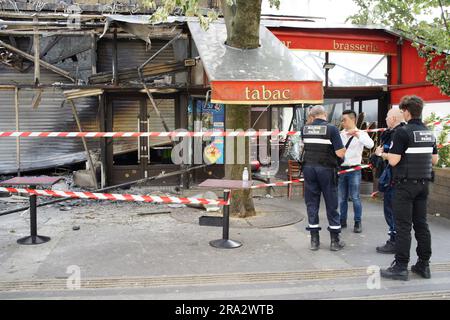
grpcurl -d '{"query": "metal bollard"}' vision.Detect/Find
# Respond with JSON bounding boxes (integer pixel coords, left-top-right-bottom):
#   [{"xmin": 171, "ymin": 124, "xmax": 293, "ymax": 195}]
[
  {"xmin": 17, "ymin": 187, "xmax": 51, "ymax": 245},
  {"xmin": 209, "ymin": 189, "xmax": 242, "ymax": 249}
]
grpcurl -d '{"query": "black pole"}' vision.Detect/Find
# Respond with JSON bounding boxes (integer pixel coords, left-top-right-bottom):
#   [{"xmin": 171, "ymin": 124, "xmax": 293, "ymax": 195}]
[
  {"xmin": 17, "ymin": 187, "xmax": 50, "ymax": 245},
  {"xmin": 209, "ymin": 189, "xmax": 242, "ymax": 249},
  {"xmin": 30, "ymin": 194, "xmax": 37, "ymax": 238},
  {"xmin": 222, "ymin": 190, "xmax": 230, "ymax": 240}
]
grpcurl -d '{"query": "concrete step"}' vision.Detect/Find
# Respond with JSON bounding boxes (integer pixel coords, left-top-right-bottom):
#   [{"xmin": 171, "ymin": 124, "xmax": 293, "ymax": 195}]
[{"xmin": 1, "ymin": 263, "xmax": 450, "ymax": 300}]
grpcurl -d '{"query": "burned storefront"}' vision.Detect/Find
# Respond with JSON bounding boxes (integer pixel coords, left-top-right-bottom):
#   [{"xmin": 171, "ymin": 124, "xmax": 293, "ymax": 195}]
[
  {"xmin": 0, "ymin": 6, "xmax": 325, "ymax": 189},
  {"xmin": 0, "ymin": 10, "xmax": 195, "ymax": 187}
]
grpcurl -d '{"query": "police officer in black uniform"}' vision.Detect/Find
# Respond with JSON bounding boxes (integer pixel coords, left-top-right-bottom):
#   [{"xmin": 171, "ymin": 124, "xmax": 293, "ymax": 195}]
[
  {"xmin": 373, "ymin": 108, "xmax": 405, "ymax": 253},
  {"xmin": 381, "ymin": 96, "xmax": 439, "ymax": 281},
  {"xmin": 302, "ymin": 105, "xmax": 346, "ymax": 251}
]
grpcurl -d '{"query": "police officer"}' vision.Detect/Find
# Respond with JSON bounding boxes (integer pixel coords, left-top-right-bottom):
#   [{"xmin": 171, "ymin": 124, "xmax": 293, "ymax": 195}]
[
  {"xmin": 374, "ymin": 108, "xmax": 405, "ymax": 253},
  {"xmin": 302, "ymin": 105, "xmax": 346, "ymax": 251},
  {"xmin": 381, "ymin": 96, "xmax": 439, "ymax": 281}
]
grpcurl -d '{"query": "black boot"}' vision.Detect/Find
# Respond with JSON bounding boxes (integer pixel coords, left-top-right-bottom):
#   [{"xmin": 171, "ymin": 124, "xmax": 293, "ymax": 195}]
[
  {"xmin": 353, "ymin": 221, "xmax": 362, "ymax": 233},
  {"xmin": 411, "ymin": 259, "xmax": 431, "ymax": 279},
  {"xmin": 310, "ymin": 231, "xmax": 320, "ymax": 251},
  {"xmin": 330, "ymin": 232, "xmax": 345, "ymax": 251},
  {"xmin": 376, "ymin": 239, "xmax": 396, "ymax": 254},
  {"xmin": 380, "ymin": 260, "xmax": 409, "ymax": 281},
  {"xmin": 340, "ymin": 219, "xmax": 347, "ymax": 228}
]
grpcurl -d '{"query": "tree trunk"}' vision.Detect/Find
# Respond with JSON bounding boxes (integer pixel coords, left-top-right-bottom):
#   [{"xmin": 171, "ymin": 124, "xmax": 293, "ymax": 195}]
[
  {"xmin": 222, "ymin": 0, "xmax": 262, "ymax": 49},
  {"xmin": 225, "ymin": 105, "xmax": 256, "ymax": 217},
  {"xmin": 221, "ymin": 0, "xmax": 262, "ymax": 217}
]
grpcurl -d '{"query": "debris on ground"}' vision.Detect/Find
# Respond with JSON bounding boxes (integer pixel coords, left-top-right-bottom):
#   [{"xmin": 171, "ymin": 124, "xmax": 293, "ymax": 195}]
[
  {"xmin": 168, "ymin": 204, "xmax": 186, "ymax": 208},
  {"xmin": 186, "ymin": 191, "xmax": 221, "ymax": 212},
  {"xmin": 137, "ymin": 211, "xmax": 171, "ymax": 216},
  {"xmin": 0, "ymin": 195, "xmax": 28, "ymax": 203}
]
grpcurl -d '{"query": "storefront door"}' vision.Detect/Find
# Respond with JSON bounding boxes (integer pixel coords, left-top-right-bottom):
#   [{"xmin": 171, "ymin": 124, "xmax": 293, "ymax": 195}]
[{"xmin": 105, "ymin": 94, "xmax": 149, "ymax": 185}]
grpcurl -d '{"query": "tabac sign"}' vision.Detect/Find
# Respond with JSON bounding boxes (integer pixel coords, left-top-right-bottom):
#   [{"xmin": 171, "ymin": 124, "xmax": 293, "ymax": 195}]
[{"xmin": 211, "ymin": 81, "xmax": 323, "ymax": 105}]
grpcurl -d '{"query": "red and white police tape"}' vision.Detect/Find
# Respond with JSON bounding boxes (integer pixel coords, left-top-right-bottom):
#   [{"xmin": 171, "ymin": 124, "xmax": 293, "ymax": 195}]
[
  {"xmin": 438, "ymin": 141, "xmax": 450, "ymax": 148},
  {"xmin": 0, "ymin": 130, "xmax": 297, "ymax": 138},
  {"xmin": 337, "ymin": 164, "xmax": 372, "ymax": 175},
  {"xmin": 3, "ymin": 122, "xmax": 450, "ymax": 137},
  {"xmin": 249, "ymin": 164, "xmax": 373, "ymax": 190},
  {"xmin": 0, "ymin": 165, "xmax": 373, "ymax": 202},
  {"xmin": 0, "ymin": 128, "xmax": 387, "ymax": 138},
  {"xmin": 0, "ymin": 187, "xmax": 230, "ymax": 206},
  {"xmin": 430, "ymin": 119, "xmax": 450, "ymax": 127},
  {"xmin": 364, "ymin": 128, "xmax": 387, "ymax": 133}
]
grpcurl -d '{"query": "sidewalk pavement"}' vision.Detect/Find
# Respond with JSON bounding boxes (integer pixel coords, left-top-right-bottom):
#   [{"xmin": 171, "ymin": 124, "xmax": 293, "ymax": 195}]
[{"xmin": 0, "ymin": 189, "xmax": 450, "ymax": 300}]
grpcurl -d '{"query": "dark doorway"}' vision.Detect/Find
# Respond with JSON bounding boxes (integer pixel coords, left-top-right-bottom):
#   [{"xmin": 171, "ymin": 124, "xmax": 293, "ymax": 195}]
[{"xmin": 104, "ymin": 93, "xmax": 180, "ymax": 186}]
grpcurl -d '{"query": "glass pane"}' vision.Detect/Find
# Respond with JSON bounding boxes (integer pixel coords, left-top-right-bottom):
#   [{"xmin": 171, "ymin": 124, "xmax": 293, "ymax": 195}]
[
  {"xmin": 292, "ymin": 51, "xmax": 387, "ymax": 87},
  {"xmin": 329, "ymin": 52, "xmax": 387, "ymax": 86},
  {"xmin": 361, "ymin": 99, "xmax": 378, "ymax": 124},
  {"xmin": 322, "ymin": 98, "xmax": 352, "ymax": 127}
]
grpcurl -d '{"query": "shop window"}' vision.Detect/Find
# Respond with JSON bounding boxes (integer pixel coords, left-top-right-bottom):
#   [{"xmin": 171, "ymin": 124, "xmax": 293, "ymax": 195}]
[
  {"xmin": 361, "ymin": 99, "xmax": 378, "ymax": 123},
  {"xmin": 323, "ymin": 99, "xmax": 352, "ymax": 127},
  {"xmin": 188, "ymin": 98, "xmax": 225, "ymax": 165},
  {"xmin": 293, "ymin": 51, "xmax": 387, "ymax": 87}
]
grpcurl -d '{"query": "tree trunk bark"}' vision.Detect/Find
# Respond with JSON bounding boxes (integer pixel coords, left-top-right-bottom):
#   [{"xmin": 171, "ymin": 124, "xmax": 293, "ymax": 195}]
[
  {"xmin": 222, "ymin": 0, "xmax": 262, "ymax": 49},
  {"xmin": 225, "ymin": 105, "xmax": 256, "ymax": 217},
  {"xmin": 221, "ymin": 0, "xmax": 262, "ymax": 217}
]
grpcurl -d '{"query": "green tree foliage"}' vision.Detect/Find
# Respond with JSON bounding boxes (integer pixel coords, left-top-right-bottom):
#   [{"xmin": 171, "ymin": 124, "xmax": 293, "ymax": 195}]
[
  {"xmin": 425, "ymin": 112, "xmax": 450, "ymax": 167},
  {"xmin": 140, "ymin": 0, "xmax": 280, "ymax": 29},
  {"xmin": 348, "ymin": 0, "xmax": 450, "ymax": 96}
]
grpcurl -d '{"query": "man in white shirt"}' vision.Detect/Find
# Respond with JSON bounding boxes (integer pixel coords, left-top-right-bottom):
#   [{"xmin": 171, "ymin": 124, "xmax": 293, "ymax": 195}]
[{"xmin": 338, "ymin": 110, "xmax": 374, "ymax": 233}]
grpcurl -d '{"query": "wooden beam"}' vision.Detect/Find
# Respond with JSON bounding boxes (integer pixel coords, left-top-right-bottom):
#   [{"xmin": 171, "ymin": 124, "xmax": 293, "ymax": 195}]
[
  {"xmin": 0, "ymin": 30, "xmax": 98, "ymax": 36},
  {"xmin": 0, "ymin": 39, "xmax": 75, "ymax": 82},
  {"xmin": 69, "ymin": 99, "xmax": 98, "ymax": 188},
  {"xmin": 33, "ymin": 17, "xmax": 40, "ymax": 85},
  {"xmin": 15, "ymin": 87, "xmax": 21, "ymax": 177},
  {"xmin": 0, "ymin": 20, "xmax": 104, "ymax": 27},
  {"xmin": 0, "ymin": 12, "xmax": 104, "ymax": 20},
  {"xmin": 91, "ymin": 34, "xmax": 97, "ymax": 75},
  {"xmin": 89, "ymin": 61, "xmax": 186, "ymax": 84},
  {"xmin": 64, "ymin": 89, "xmax": 104, "ymax": 100},
  {"xmin": 112, "ymin": 28, "xmax": 119, "ymax": 86}
]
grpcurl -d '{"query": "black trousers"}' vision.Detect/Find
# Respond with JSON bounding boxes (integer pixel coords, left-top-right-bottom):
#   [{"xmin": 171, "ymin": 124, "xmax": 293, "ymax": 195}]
[
  {"xmin": 392, "ymin": 181, "xmax": 432, "ymax": 265},
  {"xmin": 303, "ymin": 165, "xmax": 341, "ymax": 233}
]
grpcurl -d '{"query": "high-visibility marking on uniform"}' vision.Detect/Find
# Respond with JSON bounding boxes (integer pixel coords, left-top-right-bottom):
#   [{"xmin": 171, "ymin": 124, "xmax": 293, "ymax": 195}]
[
  {"xmin": 303, "ymin": 125, "xmax": 328, "ymax": 135},
  {"xmin": 303, "ymin": 138, "xmax": 332, "ymax": 145},
  {"xmin": 308, "ymin": 224, "xmax": 320, "ymax": 228},
  {"xmin": 405, "ymin": 147, "xmax": 434, "ymax": 154},
  {"xmin": 329, "ymin": 225, "xmax": 341, "ymax": 229}
]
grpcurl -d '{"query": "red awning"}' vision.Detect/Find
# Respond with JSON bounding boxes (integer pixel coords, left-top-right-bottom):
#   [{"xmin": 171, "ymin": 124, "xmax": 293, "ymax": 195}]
[{"xmin": 270, "ymin": 28, "xmax": 398, "ymax": 56}]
